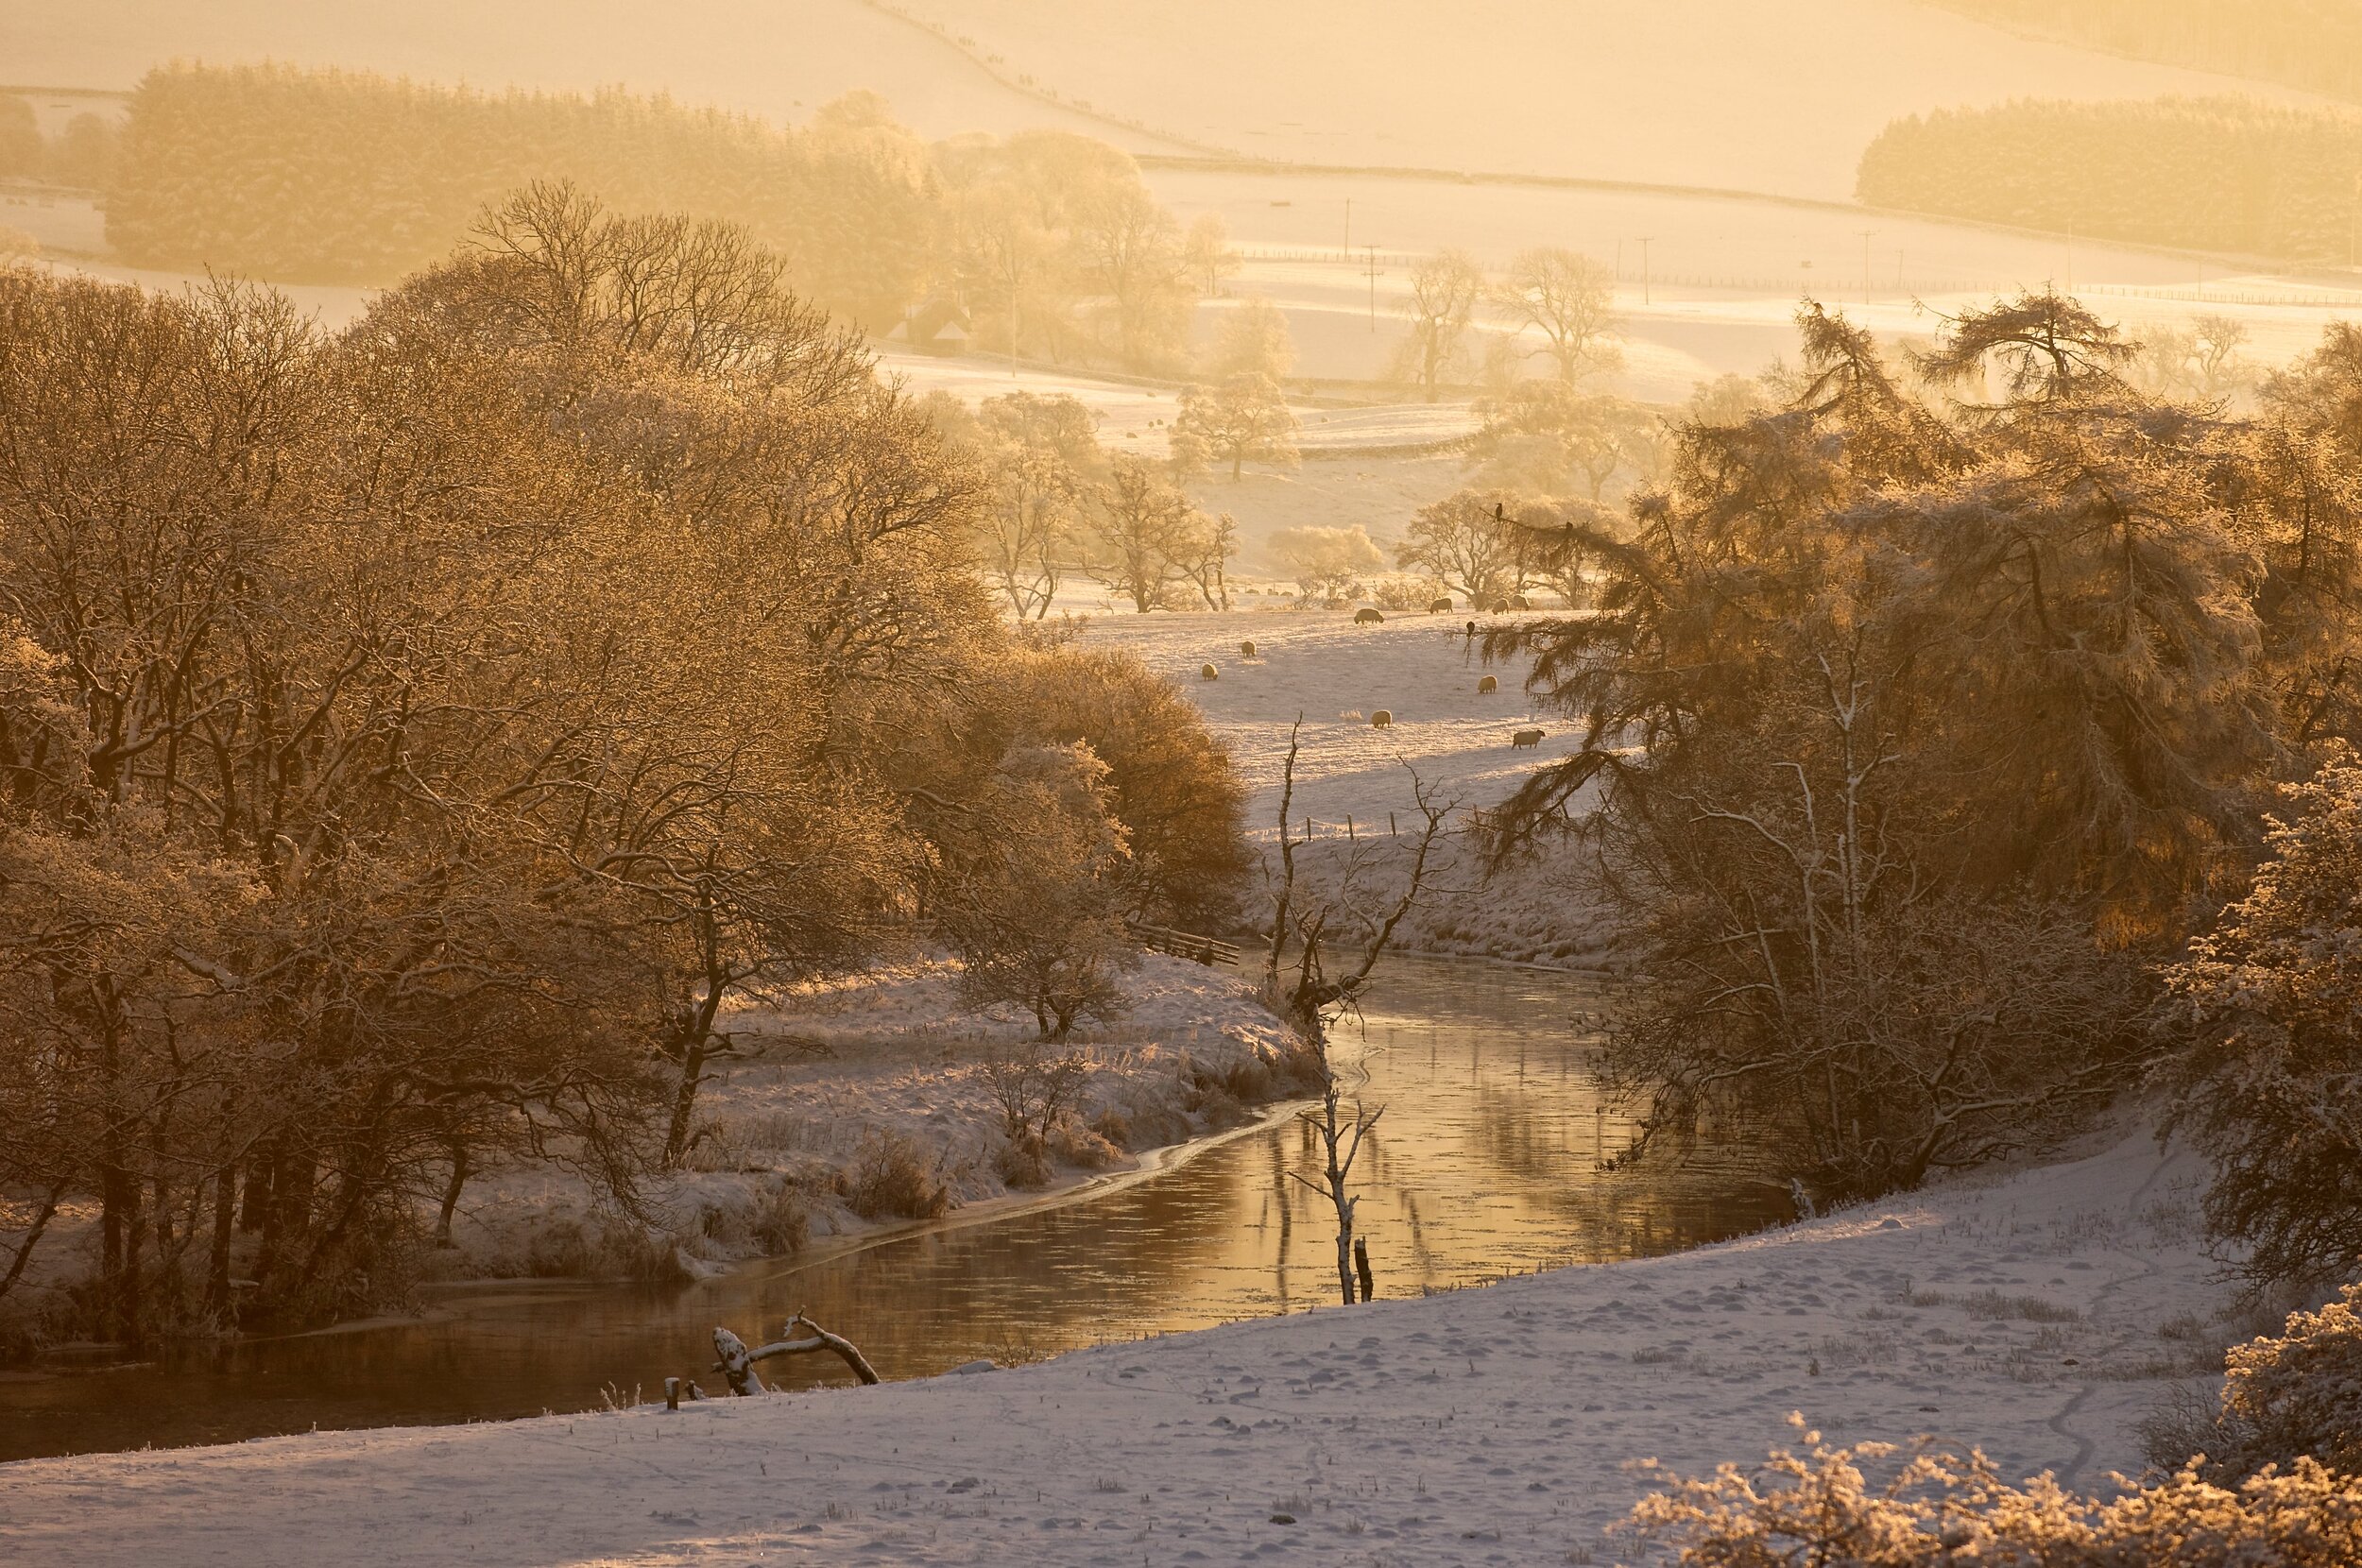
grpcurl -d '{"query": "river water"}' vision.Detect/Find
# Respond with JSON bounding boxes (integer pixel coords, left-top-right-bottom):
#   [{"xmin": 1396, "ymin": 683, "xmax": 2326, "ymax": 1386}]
[{"xmin": 0, "ymin": 954, "xmax": 1787, "ymax": 1461}]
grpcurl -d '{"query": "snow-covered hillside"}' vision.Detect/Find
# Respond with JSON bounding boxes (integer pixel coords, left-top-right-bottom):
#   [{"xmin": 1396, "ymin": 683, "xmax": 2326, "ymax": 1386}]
[
  {"xmin": 892, "ymin": 0, "xmax": 2326, "ymax": 199},
  {"xmin": 0, "ymin": 1128, "xmax": 2235, "ymax": 1566}
]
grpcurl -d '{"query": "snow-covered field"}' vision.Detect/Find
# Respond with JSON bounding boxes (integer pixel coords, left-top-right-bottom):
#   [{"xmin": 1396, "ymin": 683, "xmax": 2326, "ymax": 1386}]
[
  {"xmin": 0, "ymin": 1125, "xmax": 2238, "ymax": 1565},
  {"xmin": 1075, "ymin": 609, "xmax": 1622, "ymax": 966},
  {"xmin": 892, "ymin": 0, "xmax": 2326, "ymax": 200},
  {"xmin": 1080, "ymin": 608, "xmax": 1568, "ymax": 830}
]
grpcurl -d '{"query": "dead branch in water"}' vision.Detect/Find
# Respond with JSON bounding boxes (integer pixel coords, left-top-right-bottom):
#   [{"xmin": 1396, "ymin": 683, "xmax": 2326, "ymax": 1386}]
[{"xmin": 711, "ymin": 1306, "xmax": 882, "ymax": 1394}]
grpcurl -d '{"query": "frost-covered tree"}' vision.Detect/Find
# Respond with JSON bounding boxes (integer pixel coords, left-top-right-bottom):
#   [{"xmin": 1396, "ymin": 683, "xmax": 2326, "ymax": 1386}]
[
  {"xmin": 2167, "ymin": 747, "xmax": 2362, "ymax": 1286},
  {"xmin": 939, "ymin": 744, "xmax": 1140, "ymax": 1042},
  {"xmin": 1268, "ymin": 524, "xmax": 1382, "ymax": 605},
  {"xmin": 1207, "ymin": 296, "xmax": 1294, "ymax": 381},
  {"xmin": 1182, "ymin": 212, "xmax": 1240, "ymax": 298},
  {"xmin": 1393, "ymin": 247, "xmax": 1482, "ymax": 401},
  {"xmin": 1089, "ymin": 453, "xmax": 1204, "ymax": 610},
  {"xmin": 1394, "ymin": 489, "xmax": 1527, "ymax": 606},
  {"xmin": 1170, "ymin": 372, "xmax": 1300, "ymax": 480},
  {"xmin": 1488, "ymin": 247, "xmax": 1621, "ymax": 383}
]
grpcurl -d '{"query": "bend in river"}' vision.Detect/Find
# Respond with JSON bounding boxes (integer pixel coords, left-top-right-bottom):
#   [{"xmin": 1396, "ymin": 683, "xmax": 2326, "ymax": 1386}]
[{"xmin": 0, "ymin": 954, "xmax": 1787, "ymax": 1461}]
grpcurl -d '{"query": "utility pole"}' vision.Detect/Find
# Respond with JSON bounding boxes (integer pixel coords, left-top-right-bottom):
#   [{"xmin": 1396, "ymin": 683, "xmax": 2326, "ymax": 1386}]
[
  {"xmin": 1363, "ymin": 244, "xmax": 1381, "ymax": 332},
  {"xmin": 1636, "ymin": 236, "xmax": 1652, "ymax": 306},
  {"xmin": 1857, "ymin": 229, "xmax": 1875, "ymax": 309}
]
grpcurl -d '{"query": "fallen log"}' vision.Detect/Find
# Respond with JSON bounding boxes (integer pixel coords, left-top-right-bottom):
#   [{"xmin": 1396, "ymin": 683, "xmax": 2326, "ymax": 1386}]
[{"xmin": 711, "ymin": 1306, "xmax": 882, "ymax": 1395}]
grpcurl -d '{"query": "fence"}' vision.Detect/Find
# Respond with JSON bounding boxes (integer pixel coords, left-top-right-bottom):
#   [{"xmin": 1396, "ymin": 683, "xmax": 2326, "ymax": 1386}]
[{"xmin": 1125, "ymin": 920, "xmax": 1241, "ymax": 966}]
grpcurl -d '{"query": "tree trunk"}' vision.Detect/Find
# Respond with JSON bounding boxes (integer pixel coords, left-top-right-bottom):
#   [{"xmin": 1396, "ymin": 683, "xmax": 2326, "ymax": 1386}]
[
  {"xmin": 1354, "ymin": 1236, "xmax": 1375, "ymax": 1303},
  {"xmin": 664, "ymin": 1041, "xmax": 707, "ymax": 1167},
  {"xmin": 206, "ymin": 1165, "xmax": 236, "ymax": 1320},
  {"xmin": 436, "ymin": 1143, "xmax": 471, "ymax": 1248}
]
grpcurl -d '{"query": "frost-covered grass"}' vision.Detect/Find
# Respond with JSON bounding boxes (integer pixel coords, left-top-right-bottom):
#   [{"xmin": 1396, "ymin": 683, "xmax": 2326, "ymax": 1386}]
[{"xmin": 0, "ymin": 1127, "xmax": 2255, "ymax": 1566}]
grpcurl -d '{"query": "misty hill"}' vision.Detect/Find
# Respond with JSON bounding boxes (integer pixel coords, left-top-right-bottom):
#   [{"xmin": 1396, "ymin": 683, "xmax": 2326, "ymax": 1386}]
[
  {"xmin": 2, "ymin": 0, "xmax": 2326, "ymax": 200},
  {"xmin": 1919, "ymin": 0, "xmax": 2362, "ymax": 106}
]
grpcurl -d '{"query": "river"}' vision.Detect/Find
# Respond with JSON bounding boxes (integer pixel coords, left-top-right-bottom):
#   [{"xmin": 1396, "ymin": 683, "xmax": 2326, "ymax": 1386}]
[{"xmin": 0, "ymin": 954, "xmax": 1787, "ymax": 1461}]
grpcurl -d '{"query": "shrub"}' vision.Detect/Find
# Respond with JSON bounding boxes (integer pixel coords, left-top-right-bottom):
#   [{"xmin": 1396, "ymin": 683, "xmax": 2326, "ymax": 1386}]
[
  {"xmin": 2158, "ymin": 1282, "xmax": 2362, "ymax": 1485},
  {"xmin": 993, "ymin": 1132, "xmax": 1053, "ymax": 1189},
  {"xmin": 1048, "ymin": 1115, "xmax": 1121, "ymax": 1170},
  {"xmin": 1628, "ymin": 1415, "xmax": 2362, "ymax": 1565},
  {"xmin": 748, "ymin": 1180, "xmax": 810, "ymax": 1256},
  {"xmin": 844, "ymin": 1132, "xmax": 950, "ymax": 1221}
]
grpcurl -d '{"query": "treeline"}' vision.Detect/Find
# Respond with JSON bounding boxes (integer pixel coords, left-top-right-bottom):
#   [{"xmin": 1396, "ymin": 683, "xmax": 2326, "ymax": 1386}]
[
  {"xmin": 1857, "ymin": 95, "xmax": 2362, "ymax": 263},
  {"xmin": 101, "ymin": 62, "xmax": 1223, "ymax": 368},
  {"xmin": 0, "ymin": 188, "xmax": 1248, "ymax": 1345},
  {"xmin": 0, "ymin": 96, "xmax": 119, "ymax": 189},
  {"xmin": 106, "ymin": 64, "xmax": 930, "ymax": 324},
  {"xmin": 1923, "ymin": 0, "xmax": 2362, "ymax": 104},
  {"xmin": 1493, "ymin": 294, "xmax": 2362, "ymax": 1225}
]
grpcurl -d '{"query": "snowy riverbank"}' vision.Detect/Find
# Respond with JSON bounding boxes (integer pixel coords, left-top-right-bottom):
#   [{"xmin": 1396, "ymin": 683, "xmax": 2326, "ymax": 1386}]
[
  {"xmin": 0, "ymin": 1126, "xmax": 2243, "ymax": 1566},
  {"xmin": 436, "ymin": 954, "xmax": 1306, "ymax": 1283}
]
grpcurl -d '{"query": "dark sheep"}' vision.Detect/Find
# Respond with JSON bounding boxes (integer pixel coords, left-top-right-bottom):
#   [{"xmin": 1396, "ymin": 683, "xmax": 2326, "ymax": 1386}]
[
  {"xmin": 1354, "ymin": 607, "xmax": 1384, "ymax": 625},
  {"xmin": 1241, "ymin": 639, "xmax": 1256, "ymax": 658},
  {"xmin": 1371, "ymin": 709, "xmax": 1393, "ymax": 728},
  {"xmin": 1512, "ymin": 726, "xmax": 1544, "ymax": 748},
  {"xmin": 1478, "ymin": 675, "xmax": 1498, "ymax": 694},
  {"xmin": 1201, "ymin": 663, "xmax": 1219, "ymax": 680},
  {"xmin": 1428, "ymin": 597, "xmax": 1453, "ymax": 614}
]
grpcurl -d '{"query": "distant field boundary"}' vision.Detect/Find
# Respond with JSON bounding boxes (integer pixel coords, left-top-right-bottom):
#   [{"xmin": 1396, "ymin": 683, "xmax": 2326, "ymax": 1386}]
[
  {"xmin": 1146, "ymin": 152, "xmax": 2362, "ymax": 290},
  {"xmin": 851, "ymin": 0, "xmax": 1232, "ymax": 157}
]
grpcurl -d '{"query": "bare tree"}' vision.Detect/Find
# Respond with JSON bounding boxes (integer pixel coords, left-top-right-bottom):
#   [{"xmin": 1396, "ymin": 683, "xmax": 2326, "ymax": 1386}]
[
  {"xmin": 1490, "ymin": 247, "xmax": 1622, "ymax": 383},
  {"xmin": 1089, "ymin": 454, "xmax": 1204, "ymax": 610},
  {"xmin": 1395, "ymin": 488, "xmax": 1528, "ymax": 606},
  {"xmin": 1395, "ymin": 247, "xmax": 1483, "ymax": 401},
  {"xmin": 1183, "ymin": 213, "xmax": 1241, "ymax": 298},
  {"xmin": 1261, "ymin": 724, "xmax": 1455, "ymax": 1304}
]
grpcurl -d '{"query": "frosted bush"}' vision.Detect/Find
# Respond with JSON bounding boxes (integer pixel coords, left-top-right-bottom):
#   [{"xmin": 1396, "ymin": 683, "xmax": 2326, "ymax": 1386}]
[
  {"xmin": 2154, "ymin": 1281, "xmax": 2362, "ymax": 1485},
  {"xmin": 1626, "ymin": 1413, "xmax": 2362, "ymax": 1565}
]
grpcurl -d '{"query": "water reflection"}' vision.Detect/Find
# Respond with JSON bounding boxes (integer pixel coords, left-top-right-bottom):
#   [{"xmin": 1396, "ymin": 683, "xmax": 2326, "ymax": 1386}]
[{"xmin": 0, "ymin": 954, "xmax": 1787, "ymax": 1461}]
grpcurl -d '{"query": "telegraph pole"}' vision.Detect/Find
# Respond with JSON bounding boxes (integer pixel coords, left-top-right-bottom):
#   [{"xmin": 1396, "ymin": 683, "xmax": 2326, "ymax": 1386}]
[
  {"xmin": 1363, "ymin": 245, "xmax": 1382, "ymax": 331},
  {"xmin": 1858, "ymin": 229, "xmax": 1875, "ymax": 309},
  {"xmin": 1636, "ymin": 236, "xmax": 1652, "ymax": 306}
]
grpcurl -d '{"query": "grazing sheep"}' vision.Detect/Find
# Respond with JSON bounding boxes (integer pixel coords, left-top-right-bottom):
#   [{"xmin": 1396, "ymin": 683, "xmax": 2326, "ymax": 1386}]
[
  {"xmin": 1371, "ymin": 709, "xmax": 1393, "ymax": 728},
  {"xmin": 1510, "ymin": 595, "xmax": 1532, "ymax": 611},
  {"xmin": 1354, "ymin": 607, "xmax": 1384, "ymax": 624},
  {"xmin": 1512, "ymin": 726, "xmax": 1544, "ymax": 748},
  {"xmin": 1428, "ymin": 596, "xmax": 1453, "ymax": 614},
  {"xmin": 1489, "ymin": 601, "xmax": 1508, "ymax": 615},
  {"xmin": 1240, "ymin": 639, "xmax": 1256, "ymax": 658},
  {"xmin": 1478, "ymin": 674, "xmax": 1498, "ymax": 694},
  {"xmin": 1201, "ymin": 662, "xmax": 1219, "ymax": 681}
]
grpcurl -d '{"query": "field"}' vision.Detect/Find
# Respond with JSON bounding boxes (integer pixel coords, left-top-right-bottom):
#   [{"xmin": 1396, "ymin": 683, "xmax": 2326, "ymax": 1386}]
[
  {"xmin": 891, "ymin": 0, "xmax": 2323, "ymax": 198},
  {"xmin": 1076, "ymin": 609, "xmax": 1622, "ymax": 966}
]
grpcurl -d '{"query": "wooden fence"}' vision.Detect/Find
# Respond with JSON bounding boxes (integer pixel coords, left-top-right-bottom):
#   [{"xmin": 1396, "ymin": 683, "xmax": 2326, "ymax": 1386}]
[{"xmin": 1125, "ymin": 920, "xmax": 1241, "ymax": 967}]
